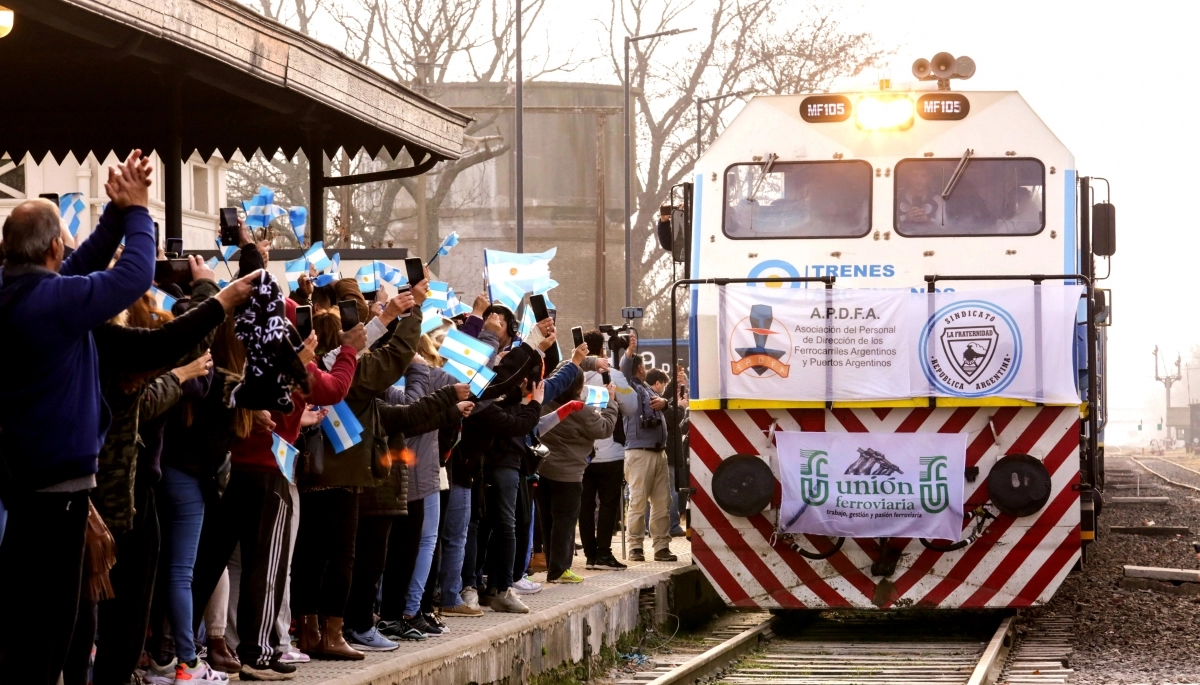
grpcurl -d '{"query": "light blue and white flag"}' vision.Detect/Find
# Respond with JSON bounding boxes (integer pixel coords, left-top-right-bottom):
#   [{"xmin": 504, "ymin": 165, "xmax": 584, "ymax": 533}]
[
  {"xmin": 355, "ymin": 264, "xmax": 379, "ymax": 292},
  {"xmin": 518, "ymin": 303, "xmax": 534, "ymax": 341},
  {"xmin": 375, "ymin": 261, "xmax": 407, "ymax": 288},
  {"xmin": 59, "ymin": 193, "xmax": 86, "ymax": 238},
  {"xmin": 284, "ymin": 257, "xmax": 308, "ymax": 291},
  {"xmin": 584, "ymin": 386, "xmax": 610, "ymax": 408},
  {"xmin": 313, "ymin": 273, "xmax": 339, "ymax": 287},
  {"xmin": 393, "ymin": 376, "xmax": 406, "ymax": 392},
  {"xmin": 444, "ymin": 358, "xmax": 497, "ymax": 397},
  {"xmin": 243, "ymin": 186, "xmax": 286, "ymax": 229},
  {"xmin": 205, "ymin": 256, "xmax": 219, "ymax": 271},
  {"xmin": 425, "ymin": 281, "xmax": 450, "ymax": 309},
  {"xmin": 271, "ymin": 433, "xmax": 299, "ymax": 483},
  {"xmin": 218, "ymin": 279, "xmax": 230, "ymax": 288},
  {"xmin": 288, "ymin": 206, "xmax": 307, "ymax": 245},
  {"xmin": 439, "ymin": 328, "xmax": 496, "ymax": 371},
  {"xmin": 321, "ymin": 401, "xmax": 364, "ymax": 454},
  {"xmin": 304, "ymin": 241, "xmax": 332, "ymax": 273},
  {"xmin": 484, "ymin": 248, "xmax": 558, "ymax": 310},
  {"xmin": 149, "ymin": 286, "xmax": 177, "ymax": 312},
  {"xmin": 429, "ymin": 231, "xmax": 459, "ymax": 263},
  {"xmin": 214, "ymin": 238, "xmax": 238, "ymax": 267},
  {"xmin": 444, "ymin": 288, "xmax": 472, "ymax": 318},
  {"xmin": 420, "ymin": 303, "xmax": 445, "ymax": 335}
]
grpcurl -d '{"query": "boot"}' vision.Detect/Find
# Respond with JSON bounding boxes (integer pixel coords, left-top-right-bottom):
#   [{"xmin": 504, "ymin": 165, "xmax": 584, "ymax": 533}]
[
  {"xmin": 529, "ymin": 552, "xmax": 548, "ymax": 573},
  {"xmin": 316, "ymin": 616, "xmax": 365, "ymax": 660},
  {"xmin": 297, "ymin": 614, "xmax": 322, "ymax": 655},
  {"xmin": 206, "ymin": 636, "xmax": 241, "ymax": 674}
]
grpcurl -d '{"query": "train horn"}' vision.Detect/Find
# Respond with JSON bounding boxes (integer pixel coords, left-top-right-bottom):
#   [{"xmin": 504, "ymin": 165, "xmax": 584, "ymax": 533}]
[
  {"xmin": 911, "ymin": 58, "xmax": 931, "ymax": 80},
  {"xmin": 954, "ymin": 56, "xmax": 977, "ymax": 79},
  {"xmin": 931, "ymin": 52, "xmax": 957, "ymax": 79}
]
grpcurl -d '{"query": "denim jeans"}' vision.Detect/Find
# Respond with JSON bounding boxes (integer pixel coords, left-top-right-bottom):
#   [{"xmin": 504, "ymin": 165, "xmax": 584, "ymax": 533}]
[
  {"xmin": 405, "ymin": 493, "xmax": 440, "ymax": 617},
  {"xmin": 439, "ymin": 485, "xmax": 472, "ymax": 607},
  {"xmin": 482, "ymin": 466, "xmax": 520, "ymax": 592},
  {"xmin": 159, "ymin": 467, "xmax": 206, "ymax": 662}
]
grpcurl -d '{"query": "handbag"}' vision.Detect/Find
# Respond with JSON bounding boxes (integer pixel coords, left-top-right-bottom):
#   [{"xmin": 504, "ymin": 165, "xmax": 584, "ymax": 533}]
[{"xmin": 84, "ymin": 499, "xmax": 118, "ymax": 602}]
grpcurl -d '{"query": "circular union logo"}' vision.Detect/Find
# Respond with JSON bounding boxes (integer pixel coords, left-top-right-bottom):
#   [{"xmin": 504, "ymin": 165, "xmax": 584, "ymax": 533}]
[{"xmin": 919, "ymin": 300, "xmax": 1022, "ymax": 397}]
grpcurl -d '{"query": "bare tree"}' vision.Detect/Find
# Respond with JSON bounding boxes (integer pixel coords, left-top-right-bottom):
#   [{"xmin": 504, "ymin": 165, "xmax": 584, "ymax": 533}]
[
  {"xmin": 254, "ymin": 0, "xmax": 322, "ymax": 36},
  {"xmin": 603, "ymin": 0, "xmax": 885, "ymax": 334}
]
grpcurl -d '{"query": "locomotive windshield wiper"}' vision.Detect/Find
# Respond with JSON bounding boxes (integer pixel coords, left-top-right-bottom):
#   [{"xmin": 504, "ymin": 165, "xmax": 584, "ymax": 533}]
[
  {"xmin": 746, "ymin": 152, "xmax": 778, "ymax": 203},
  {"xmin": 941, "ymin": 147, "xmax": 974, "ymax": 200}
]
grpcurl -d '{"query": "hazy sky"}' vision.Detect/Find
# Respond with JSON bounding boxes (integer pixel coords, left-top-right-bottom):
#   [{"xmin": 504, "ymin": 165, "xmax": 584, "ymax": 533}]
[{"xmin": 533, "ymin": 0, "xmax": 1193, "ymax": 440}]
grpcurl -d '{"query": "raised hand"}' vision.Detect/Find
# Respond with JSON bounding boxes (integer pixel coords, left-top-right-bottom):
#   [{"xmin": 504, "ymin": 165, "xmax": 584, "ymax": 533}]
[
  {"xmin": 104, "ymin": 149, "xmax": 152, "ymax": 209},
  {"xmin": 188, "ymin": 254, "xmax": 216, "ymax": 283},
  {"xmin": 215, "ymin": 269, "xmax": 262, "ymax": 313}
]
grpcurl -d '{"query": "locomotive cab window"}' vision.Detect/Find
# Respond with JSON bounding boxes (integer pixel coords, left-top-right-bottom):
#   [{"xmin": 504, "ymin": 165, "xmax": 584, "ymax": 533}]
[
  {"xmin": 894, "ymin": 158, "xmax": 1045, "ymax": 236},
  {"xmin": 723, "ymin": 160, "xmax": 872, "ymax": 239}
]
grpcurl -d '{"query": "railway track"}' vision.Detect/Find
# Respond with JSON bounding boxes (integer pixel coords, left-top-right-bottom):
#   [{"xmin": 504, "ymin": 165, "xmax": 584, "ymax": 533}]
[
  {"xmin": 1130, "ymin": 456, "xmax": 1200, "ymax": 493},
  {"xmin": 620, "ymin": 611, "xmax": 1022, "ymax": 685}
]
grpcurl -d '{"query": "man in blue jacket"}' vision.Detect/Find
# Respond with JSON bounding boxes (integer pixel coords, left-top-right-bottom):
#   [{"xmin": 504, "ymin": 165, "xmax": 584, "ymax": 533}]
[{"xmin": 0, "ymin": 151, "xmax": 155, "ymax": 684}]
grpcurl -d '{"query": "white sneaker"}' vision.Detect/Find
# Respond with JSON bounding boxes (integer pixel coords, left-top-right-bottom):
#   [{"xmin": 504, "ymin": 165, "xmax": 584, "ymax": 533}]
[
  {"xmin": 489, "ymin": 588, "xmax": 530, "ymax": 613},
  {"xmin": 512, "ymin": 576, "xmax": 542, "ymax": 595},
  {"xmin": 144, "ymin": 657, "xmax": 177, "ymax": 685},
  {"xmin": 174, "ymin": 657, "xmax": 229, "ymax": 684},
  {"xmin": 461, "ymin": 586, "xmax": 480, "ymax": 610},
  {"xmin": 277, "ymin": 647, "xmax": 310, "ymax": 664}
]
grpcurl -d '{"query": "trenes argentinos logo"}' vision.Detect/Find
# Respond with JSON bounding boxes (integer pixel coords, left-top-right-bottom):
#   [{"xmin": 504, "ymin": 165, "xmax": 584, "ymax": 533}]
[
  {"xmin": 730, "ymin": 304, "xmax": 792, "ymax": 378},
  {"xmin": 920, "ymin": 300, "xmax": 1022, "ymax": 397}
]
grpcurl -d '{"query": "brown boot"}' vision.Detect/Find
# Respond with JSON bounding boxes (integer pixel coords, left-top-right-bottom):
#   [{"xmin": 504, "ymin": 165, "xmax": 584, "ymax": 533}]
[
  {"xmin": 316, "ymin": 616, "xmax": 364, "ymax": 660},
  {"xmin": 529, "ymin": 552, "xmax": 548, "ymax": 573},
  {"xmin": 297, "ymin": 614, "xmax": 322, "ymax": 655},
  {"xmin": 206, "ymin": 635, "xmax": 241, "ymax": 674}
]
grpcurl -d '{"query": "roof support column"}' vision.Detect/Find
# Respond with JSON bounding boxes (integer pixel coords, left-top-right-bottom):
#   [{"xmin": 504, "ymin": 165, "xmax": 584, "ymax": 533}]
[
  {"xmin": 305, "ymin": 129, "xmax": 326, "ymax": 245},
  {"xmin": 164, "ymin": 78, "xmax": 183, "ymax": 242}
]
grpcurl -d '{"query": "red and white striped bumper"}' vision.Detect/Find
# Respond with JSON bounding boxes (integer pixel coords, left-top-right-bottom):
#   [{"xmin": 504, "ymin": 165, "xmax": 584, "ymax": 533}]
[{"xmin": 689, "ymin": 407, "xmax": 1081, "ymax": 609}]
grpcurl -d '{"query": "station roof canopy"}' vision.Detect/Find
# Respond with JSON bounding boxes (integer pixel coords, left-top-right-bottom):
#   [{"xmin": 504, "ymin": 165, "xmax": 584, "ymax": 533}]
[{"xmin": 0, "ymin": 0, "xmax": 471, "ymax": 165}]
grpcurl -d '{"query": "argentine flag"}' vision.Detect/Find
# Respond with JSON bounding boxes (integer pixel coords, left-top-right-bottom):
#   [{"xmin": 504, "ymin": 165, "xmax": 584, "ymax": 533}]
[
  {"xmin": 584, "ymin": 386, "xmax": 610, "ymax": 408},
  {"xmin": 439, "ymin": 328, "xmax": 496, "ymax": 371},
  {"xmin": 444, "ymin": 358, "xmax": 496, "ymax": 397},
  {"xmin": 518, "ymin": 304, "xmax": 534, "ymax": 341},
  {"xmin": 243, "ymin": 186, "xmax": 286, "ymax": 229},
  {"xmin": 271, "ymin": 433, "xmax": 299, "ymax": 484},
  {"xmin": 305, "ymin": 241, "xmax": 332, "ymax": 273},
  {"xmin": 356, "ymin": 264, "xmax": 378, "ymax": 291},
  {"xmin": 484, "ymin": 248, "xmax": 558, "ymax": 310},
  {"xmin": 214, "ymin": 239, "xmax": 238, "ymax": 266},
  {"xmin": 430, "ymin": 231, "xmax": 459, "ymax": 263},
  {"xmin": 313, "ymin": 273, "xmax": 340, "ymax": 287},
  {"xmin": 284, "ymin": 257, "xmax": 307, "ymax": 291},
  {"xmin": 59, "ymin": 193, "xmax": 86, "ymax": 238},
  {"xmin": 393, "ymin": 376, "xmax": 406, "ymax": 392},
  {"xmin": 288, "ymin": 206, "xmax": 307, "ymax": 245},
  {"xmin": 205, "ymin": 256, "xmax": 219, "ymax": 271},
  {"xmin": 321, "ymin": 401, "xmax": 364, "ymax": 453},
  {"xmin": 425, "ymin": 281, "xmax": 450, "ymax": 309},
  {"xmin": 375, "ymin": 261, "xmax": 406, "ymax": 288},
  {"xmin": 149, "ymin": 286, "xmax": 177, "ymax": 312},
  {"xmin": 444, "ymin": 288, "xmax": 471, "ymax": 318},
  {"xmin": 420, "ymin": 305, "xmax": 445, "ymax": 335}
]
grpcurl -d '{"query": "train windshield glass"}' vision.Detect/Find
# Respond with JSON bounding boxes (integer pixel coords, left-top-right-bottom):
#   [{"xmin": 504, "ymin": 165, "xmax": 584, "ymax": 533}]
[
  {"xmin": 723, "ymin": 160, "xmax": 871, "ymax": 239},
  {"xmin": 894, "ymin": 158, "xmax": 1045, "ymax": 236}
]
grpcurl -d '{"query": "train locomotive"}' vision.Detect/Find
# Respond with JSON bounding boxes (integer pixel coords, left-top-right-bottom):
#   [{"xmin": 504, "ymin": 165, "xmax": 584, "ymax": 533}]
[{"xmin": 660, "ymin": 54, "xmax": 1115, "ymax": 609}]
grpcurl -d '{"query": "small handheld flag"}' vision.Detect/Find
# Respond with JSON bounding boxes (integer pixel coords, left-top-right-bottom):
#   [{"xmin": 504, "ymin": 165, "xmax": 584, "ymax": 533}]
[
  {"xmin": 444, "ymin": 358, "xmax": 497, "ymax": 397},
  {"xmin": 284, "ymin": 257, "xmax": 308, "ymax": 292},
  {"xmin": 428, "ymin": 231, "xmax": 459, "ymax": 264},
  {"xmin": 425, "ymin": 281, "xmax": 450, "ymax": 309},
  {"xmin": 444, "ymin": 288, "xmax": 472, "ymax": 318},
  {"xmin": 484, "ymin": 248, "xmax": 558, "ymax": 311},
  {"xmin": 438, "ymin": 328, "xmax": 497, "ymax": 371},
  {"xmin": 271, "ymin": 433, "xmax": 299, "ymax": 484},
  {"xmin": 321, "ymin": 401, "xmax": 364, "ymax": 454},
  {"xmin": 288, "ymin": 206, "xmax": 307, "ymax": 246},
  {"xmin": 375, "ymin": 261, "xmax": 407, "ymax": 288},
  {"xmin": 420, "ymin": 305, "xmax": 445, "ymax": 335},
  {"xmin": 59, "ymin": 193, "xmax": 86, "ymax": 238},
  {"xmin": 393, "ymin": 376, "xmax": 407, "ymax": 392},
  {"xmin": 584, "ymin": 386, "xmax": 610, "ymax": 408},
  {"xmin": 304, "ymin": 241, "xmax": 332, "ymax": 273},
  {"xmin": 356, "ymin": 264, "xmax": 379, "ymax": 292},
  {"xmin": 243, "ymin": 186, "xmax": 286, "ymax": 229},
  {"xmin": 205, "ymin": 256, "xmax": 219, "ymax": 271},
  {"xmin": 149, "ymin": 286, "xmax": 177, "ymax": 312},
  {"xmin": 214, "ymin": 238, "xmax": 238, "ymax": 273}
]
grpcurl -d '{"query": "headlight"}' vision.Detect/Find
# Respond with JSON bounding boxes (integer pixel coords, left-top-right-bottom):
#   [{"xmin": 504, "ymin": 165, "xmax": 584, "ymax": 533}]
[{"xmin": 855, "ymin": 95, "xmax": 915, "ymax": 131}]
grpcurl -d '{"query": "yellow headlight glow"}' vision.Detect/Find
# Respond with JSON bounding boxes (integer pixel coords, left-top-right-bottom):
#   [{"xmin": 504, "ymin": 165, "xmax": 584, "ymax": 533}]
[
  {"xmin": 854, "ymin": 95, "xmax": 915, "ymax": 131},
  {"xmin": 0, "ymin": 6, "xmax": 13, "ymax": 39}
]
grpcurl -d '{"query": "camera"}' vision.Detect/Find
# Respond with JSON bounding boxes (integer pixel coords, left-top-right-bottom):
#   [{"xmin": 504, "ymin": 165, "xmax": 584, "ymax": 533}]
[
  {"xmin": 639, "ymin": 415, "xmax": 662, "ymax": 429},
  {"xmin": 598, "ymin": 323, "xmax": 633, "ymax": 355}
]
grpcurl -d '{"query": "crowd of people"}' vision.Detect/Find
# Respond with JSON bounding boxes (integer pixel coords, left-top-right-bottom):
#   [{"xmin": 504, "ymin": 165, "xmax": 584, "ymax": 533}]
[{"xmin": 0, "ymin": 151, "xmax": 689, "ymax": 685}]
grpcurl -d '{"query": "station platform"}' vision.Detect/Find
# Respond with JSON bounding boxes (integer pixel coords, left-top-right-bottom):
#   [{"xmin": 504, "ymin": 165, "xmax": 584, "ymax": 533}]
[{"xmin": 295, "ymin": 539, "xmax": 696, "ymax": 685}]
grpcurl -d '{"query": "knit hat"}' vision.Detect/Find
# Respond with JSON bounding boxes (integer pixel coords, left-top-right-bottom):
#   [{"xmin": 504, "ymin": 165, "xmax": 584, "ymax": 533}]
[{"xmin": 229, "ymin": 271, "xmax": 309, "ymax": 411}]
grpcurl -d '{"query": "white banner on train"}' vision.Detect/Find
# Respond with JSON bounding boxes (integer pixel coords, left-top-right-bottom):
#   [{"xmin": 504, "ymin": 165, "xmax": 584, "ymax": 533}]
[
  {"xmin": 717, "ymin": 285, "xmax": 1084, "ymax": 404},
  {"xmin": 718, "ymin": 287, "xmax": 911, "ymax": 401},
  {"xmin": 776, "ymin": 431, "xmax": 967, "ymax": 540}
]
